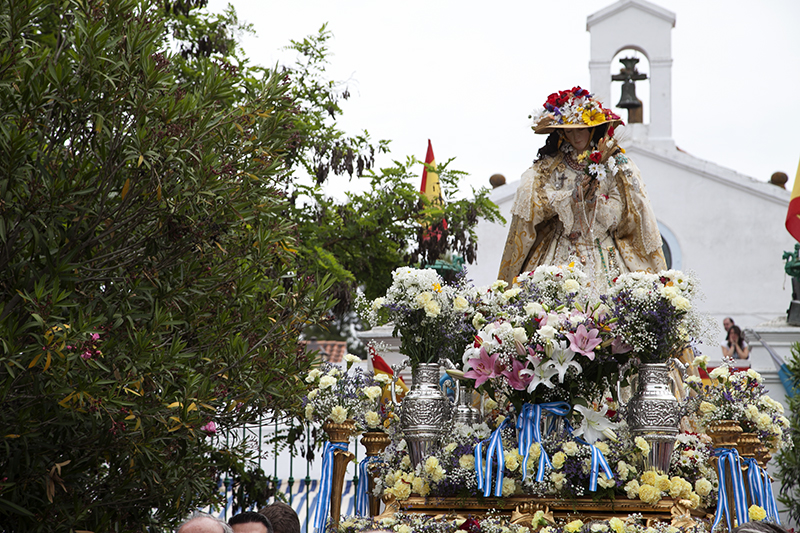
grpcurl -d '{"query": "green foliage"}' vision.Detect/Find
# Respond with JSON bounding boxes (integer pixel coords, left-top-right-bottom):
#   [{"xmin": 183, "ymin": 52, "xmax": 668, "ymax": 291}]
[
  {"xmin": 0, "ymin": 0, "xmax": 333, "ymax": 530},
  {"xmin": 777, "ymin": 342, "xmax": 800, "ymax": 523}
]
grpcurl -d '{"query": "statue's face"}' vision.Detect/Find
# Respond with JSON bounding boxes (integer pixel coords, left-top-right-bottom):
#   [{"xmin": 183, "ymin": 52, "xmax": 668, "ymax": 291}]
[{"xmin": 564, "ymin": 128, "xmax": 591, "ymax": 152}]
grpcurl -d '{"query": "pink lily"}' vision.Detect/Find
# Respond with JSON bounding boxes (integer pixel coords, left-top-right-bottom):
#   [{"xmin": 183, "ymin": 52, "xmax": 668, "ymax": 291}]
[
  {"xmin": 464, "ymin": 346, "xmax": 500, "ymax": 388},
  {"xmin": 502, "ymin": 357, "xmax": 533, "ymax": 391},
  {"xmin": 565, "ymin": 324, "xmax": 602, "ymax": 360}
]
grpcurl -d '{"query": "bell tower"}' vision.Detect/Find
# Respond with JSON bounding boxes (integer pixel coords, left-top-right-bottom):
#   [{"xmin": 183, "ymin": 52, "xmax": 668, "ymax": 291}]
[{"xmin": 586, "ymin": 0, "xmax": 676, "ymax": 149}]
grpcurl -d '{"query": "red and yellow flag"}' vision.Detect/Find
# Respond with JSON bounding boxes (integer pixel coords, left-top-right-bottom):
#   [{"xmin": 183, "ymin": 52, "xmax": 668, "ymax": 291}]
[
  {"xmin": 420, "ymin": 140, "xmax": 447, "ymax": 238},
  {"xmin": 369, "ymin": 346, "xmax": 408, "ymax": 404},
  {"xmin": 420, "ymin": 139, "xmax": 444, "ymax": 207},
  {"xmin": 785, "ymin": 157, "xmax": 800, "ymax": 242}
]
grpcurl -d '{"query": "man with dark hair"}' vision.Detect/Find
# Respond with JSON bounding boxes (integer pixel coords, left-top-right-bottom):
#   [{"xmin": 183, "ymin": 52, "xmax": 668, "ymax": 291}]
[
  {"xmin": 259, "ymin": 502, "xmax": 300, "ymax": 533},
  {"xmin": 229, "ymin": 511, "xmax": 273, "ymax": 533}
]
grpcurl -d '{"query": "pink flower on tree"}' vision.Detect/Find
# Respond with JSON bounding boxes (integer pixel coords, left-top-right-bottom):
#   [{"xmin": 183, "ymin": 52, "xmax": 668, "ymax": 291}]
[
  {"xmin": 464, "ymin": 347, "xmax": 500, "ymax": 388},
  {"xmin": 201, "ymin": 421, "xmax": 217, "ymax": 435},
  {"xmin": 565, "ymin": 324, "xmax": 602, "ymax": 360}
]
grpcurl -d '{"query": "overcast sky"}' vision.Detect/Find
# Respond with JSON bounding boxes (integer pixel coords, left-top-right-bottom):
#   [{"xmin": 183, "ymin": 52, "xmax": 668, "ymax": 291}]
[{"xmin": 207, "ymin": 0, "xmax": 800, "ymax": 196}]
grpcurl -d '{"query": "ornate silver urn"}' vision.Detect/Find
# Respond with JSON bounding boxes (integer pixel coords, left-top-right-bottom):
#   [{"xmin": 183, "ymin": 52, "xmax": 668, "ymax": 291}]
[
  {"xmin": 391, "ymin": 361, "xmax": 450, "ymax": 466},
  {"xmin": 621, "ymin": 361, "xmax": 684, "ymax": 473}
]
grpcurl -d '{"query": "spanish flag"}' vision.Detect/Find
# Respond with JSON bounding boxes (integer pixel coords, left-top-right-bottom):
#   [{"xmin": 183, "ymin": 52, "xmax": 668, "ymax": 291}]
[
  {"xmin": 420, "ymin": 140, "xmax": 444, "ymax": 207},
  {"xmin": 420, "ymin": 140, "xmax": 447, "ymax": 238},
  {"xmin": 785, "ymin": 157, "xmax": 800, "ymax": 242}
]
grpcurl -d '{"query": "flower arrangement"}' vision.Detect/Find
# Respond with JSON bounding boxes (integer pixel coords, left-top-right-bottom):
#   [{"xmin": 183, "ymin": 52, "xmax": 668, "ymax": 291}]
[
  {"xmin": 357, "ymin": 267, "xmax": 476, "ymax": 367},
  {"xmin": 684, "ymin": 361, "xmax": 792, "ymax": 453},
  {"xmin": 336, "ymin": 511, "xmax": 535, "ymax": 533},
  {"xmin": 667, "ymin": 433, "xmax": 718, "ymax": 509},
  {"xmin": 602, "ymin": 270, "xmax": 707, "ymax": 363},
  {"xmin": 533, "ymin": 86, "xmax": 621, "ymax": 130},
  {"xmin": 462, "ymin": 264, "xmax": 630, "ymax": 413},
  {"xmin": 303, "ymin": 358, "xmax": 382, "ymax": 431}
]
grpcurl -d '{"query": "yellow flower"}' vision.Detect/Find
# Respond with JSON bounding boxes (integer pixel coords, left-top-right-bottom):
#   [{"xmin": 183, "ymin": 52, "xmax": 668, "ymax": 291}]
[
  {"xmin": 699, "ymin": 401, "xmax": 717, "ymax": 415},
  {"xmin": 304, "ymin": 404, "xmax": 314, "ymax": 420},
  {"xmin": 459, "ymin": 454, "xmax": 475, "ymax": 470},
  {"xmin": 563, "ymin": 441, "xmax": 579, "ymax": 456},
  {"xmin": 638, "ymin": 483, "xmax": 661, "ymax": 505},
  {"xmin": 484, "ymin": 398, "xmax": 498, "ymax": 411},
  {"xmin": 609, "ymin": 518, "xmax": 625, "ymax": 533},
  {"xmin": 401, "ymin": 456, "xmax": 411, "ymax": 469},
  {"xmin": 595, "ymin": 441, "xmax": 610, "ymax": 455},
  {"xmin": 582, "ymin": 108, "xmax": 606, "ymax": 126},
  {"xmin": 551, "ymin": 451, "xmax": 566, "ymax": 470},
  {"xmin": 749, "ymin": 505, "xmax": 767, "ymax": 521},
  {"xmin": 640, "ymin": 470, "xmax": 657, "ymax": 486},
  {"xmin": 432, "ymin": 282, "xmax": 442, "ymax": 293},
  {"xmin": 565, "ymin": 520, "xmax": 584, "ymax": 533},
  {"xmin": 397, "ymin": 524, "xmax": 412, "ymax": 533},
  {"xmin": 655, "ymin": 474, "xmax": 671, "ymax": 492},
  {"xmin": 365, "ymin": 410, "xmax": 381, "ymax": 428},
  {"xmin": 550, "ymin": 472, "xmax": 566, "ymax": 490},
  {"xmin": 504, "ymin": 449, "xmax": 522, "ymax": 472},
  {"xmin": 502, "ymin": 477, "xmax": 517, "ymax": 497},
  {"xmin": 634, "ymin": 436, "xmax": 651, "ymax": 454},
  {"xmin": 330, "ymin": 405, "xmax": 348, "ymax": 424},
  {"xmin": 625, "ymin": 479, "xmax": 640, "ymax": 499},
  {"xmin": 695, "ymin": 478, "xmax": 713, "ymax": 497}
]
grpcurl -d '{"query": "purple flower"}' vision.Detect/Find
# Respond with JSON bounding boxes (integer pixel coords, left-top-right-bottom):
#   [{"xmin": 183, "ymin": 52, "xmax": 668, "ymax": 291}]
[{"xmin": 565, "ymin": 324, "xmax": 602, "ymax": 360}]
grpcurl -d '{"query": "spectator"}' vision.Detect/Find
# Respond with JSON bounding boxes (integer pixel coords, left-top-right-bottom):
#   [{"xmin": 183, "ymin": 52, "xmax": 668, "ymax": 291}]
[
  {"xmin": 259, "ymin": 502, "xmax": 300, "ymax": 533},
  {"xmin": 177, "ymin": 512, "xmax": 233, "ymax": 533},
  {"xmin": 722, "ymin": 325, "xmax": 750, "ymax": 360},
  {"xmin": 229, "ymin": 511, "xmax": 273, "ymax": 533},
  {"xmin": 731, "ymin": 522, "xmax": 789, "ymax": 533}
]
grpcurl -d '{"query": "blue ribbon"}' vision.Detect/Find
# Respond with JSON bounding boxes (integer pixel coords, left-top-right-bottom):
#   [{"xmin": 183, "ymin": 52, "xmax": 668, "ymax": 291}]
[
  {"xmin": 313, "ymin": 441, "xmax": 349, "ymax": 531},
  {"xmin": 744, "ymin": 457, "xmax": 765, "ymax": 510},
  {"xmin": 572, "ymin": 435, "xmax": 614, "ymax": 492},
  {"xmin": 764, "ymin": 470, "xmax": 781, "ymax": 524},
  {"xmin": 475, "ymin": 416, "xmax": 510, "ymax": 497},
  {"xmin": 516, "ymin": 402, "xmax": 571, "ymax": 482},
  {"xmin": 712, "ymin": 448, "xmax": 748, "ymax": 531},
  {"xmin": 354, "ymin": 456, "xmax": 381, "ymax": 516}
]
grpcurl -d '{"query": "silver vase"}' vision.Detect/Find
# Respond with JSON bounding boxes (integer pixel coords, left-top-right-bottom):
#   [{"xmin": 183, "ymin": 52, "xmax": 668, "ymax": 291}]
[
  {"xmin": 399, "ymin": 363, "xmax": 450, "ymax": 466},
  {"xmin": 626, "ymin": 362, "xmax": 680, "ymax": 473}
]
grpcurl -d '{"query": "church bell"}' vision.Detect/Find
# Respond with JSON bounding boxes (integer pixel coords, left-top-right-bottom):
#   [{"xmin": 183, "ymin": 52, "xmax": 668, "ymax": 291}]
[{"xmin": 617, "ymin": 80, "xmax": 642, "ymax": 109}]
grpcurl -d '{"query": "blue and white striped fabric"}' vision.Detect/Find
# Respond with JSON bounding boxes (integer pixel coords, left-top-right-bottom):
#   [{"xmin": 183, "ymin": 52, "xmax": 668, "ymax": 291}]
[
  {"xmin": 475, "ymin": 416, "xmax": 510, "ymax": 497},
  {"xmin": 516, "ymin": 402, "xmax": 570, "ymax": 482},
  {"xmin": 313, "ymin": 441, "xmax": 349, "ymax": 532},
  {"xmin": 712, "ymin": 447, "xmax": 749, "ymax": 531},
  {"xmin": 354, "ymin": 456, "xmax": 380, "ymax": 516},
  {"xmin": 744, "ymin": 458, "xmax": 781, "ymax": 524}
]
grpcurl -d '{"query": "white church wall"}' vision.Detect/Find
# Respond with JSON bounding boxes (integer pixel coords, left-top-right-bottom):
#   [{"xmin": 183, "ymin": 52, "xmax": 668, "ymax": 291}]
[{"xmin": 627, "ymin": 143, "xmax": 795, "ymax": 333}]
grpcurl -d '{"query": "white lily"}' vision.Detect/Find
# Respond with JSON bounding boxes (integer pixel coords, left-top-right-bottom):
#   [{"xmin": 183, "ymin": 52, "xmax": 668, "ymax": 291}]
[
  {"xmin": 521, "ymin": 360, "xmax": 558, "ymax": 392},
  {"xmin": 548, "ymin": 341, "xmax": 582, "ymax": 383},
  {"xmin": 572, "ymin": 404, "xmax": 618, "ymax": 445}
]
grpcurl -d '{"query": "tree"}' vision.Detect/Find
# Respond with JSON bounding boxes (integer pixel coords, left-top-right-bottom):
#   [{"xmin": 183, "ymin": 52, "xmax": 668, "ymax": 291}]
[
  {"xmin": 0, "ymin": 0, "xmax": 333, "ymax": 530},
  {"xmin": 777, "ymin": 343, "xmax": 800, "ymax": 523}
]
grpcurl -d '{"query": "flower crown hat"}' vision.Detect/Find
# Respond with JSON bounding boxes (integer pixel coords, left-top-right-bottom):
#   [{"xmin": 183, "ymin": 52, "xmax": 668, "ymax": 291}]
[{"xmin": 532, "ymin": 86, "xmax": 623, "ymax": 135}]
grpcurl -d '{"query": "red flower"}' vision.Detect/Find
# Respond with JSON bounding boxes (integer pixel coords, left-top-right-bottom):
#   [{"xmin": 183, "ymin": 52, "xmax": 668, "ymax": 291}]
[
  {"xmin": 589, "ymin": 151, "xmax": 602, "ymax": 163},
  {"xmin": 459, "ymin": 518, "xmax": 481, "ymax": 533}
]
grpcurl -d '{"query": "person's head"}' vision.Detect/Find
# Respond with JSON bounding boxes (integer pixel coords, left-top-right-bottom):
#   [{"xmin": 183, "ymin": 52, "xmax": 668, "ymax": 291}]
[
  {"xmin": 178, "ymin": 512, "xmax": 233, "ymax": 533},
  {"xmin": 723, "ymin": 317, "xmax": 734, "ymax": 332},
  {"xmin": 229, "ymin": 511, "xmax": 272, "ymax": 533},
  {"xmin": 731, "ymin": 522, "xmax": 789, "ymax": 533},
  {"xmin": 728, "ymin": 325, "xmax": 745, "ymax": 347},
  {"xmin": 259, "ymin": 502, "xmax": 300, "ymax": 533}
]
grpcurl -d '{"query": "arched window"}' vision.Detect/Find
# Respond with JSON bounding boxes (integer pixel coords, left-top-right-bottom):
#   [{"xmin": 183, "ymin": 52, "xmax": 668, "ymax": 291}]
[{"xmin": 657, "ymin": 221, "xmax": 681, "ymax": 270}]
